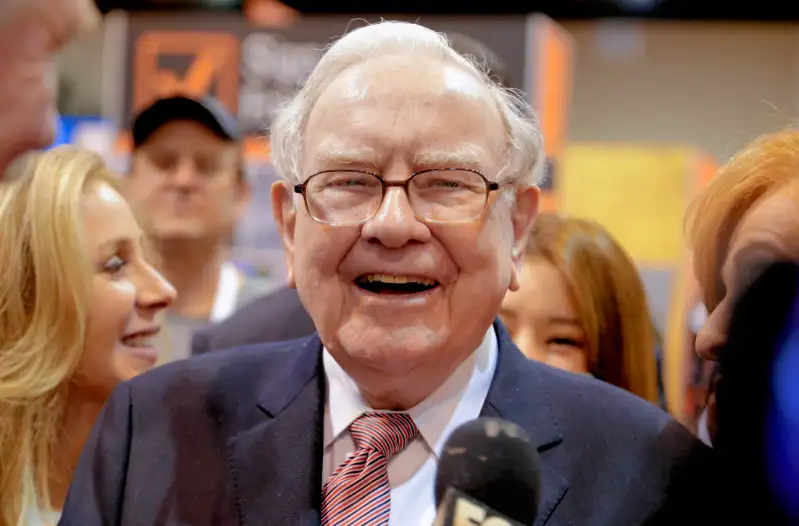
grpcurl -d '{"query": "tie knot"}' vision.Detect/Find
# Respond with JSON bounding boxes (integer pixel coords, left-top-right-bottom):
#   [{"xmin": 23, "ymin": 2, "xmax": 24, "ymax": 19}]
[{"xmin": 350, "ymin": 412, "xmax": 419, "ymax": 458}]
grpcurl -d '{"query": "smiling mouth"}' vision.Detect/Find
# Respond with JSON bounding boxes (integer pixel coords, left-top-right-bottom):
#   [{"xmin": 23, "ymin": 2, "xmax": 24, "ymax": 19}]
[
  {"xmin": 355, "ymin": 274, "xmax": 440, "ymax": 295},
  {"xmin": 121, "ymin": 332, "xmax": 158, "ymax": 348}
]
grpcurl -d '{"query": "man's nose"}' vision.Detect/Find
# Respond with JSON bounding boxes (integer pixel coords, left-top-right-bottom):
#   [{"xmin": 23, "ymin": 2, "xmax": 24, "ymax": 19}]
[
  {"xmin": 171, "ymin": 160, "xmax": 199, "ymax": 189},
  {"xmin": 360, "ymin": 186, "xmax": 431, "ymax": 248}
]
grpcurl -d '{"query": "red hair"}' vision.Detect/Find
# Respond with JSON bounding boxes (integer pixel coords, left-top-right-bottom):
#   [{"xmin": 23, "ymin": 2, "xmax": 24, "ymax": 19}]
[{"xmin": 685, "ymin": 129, "xmax": 799, "ymax": 311}]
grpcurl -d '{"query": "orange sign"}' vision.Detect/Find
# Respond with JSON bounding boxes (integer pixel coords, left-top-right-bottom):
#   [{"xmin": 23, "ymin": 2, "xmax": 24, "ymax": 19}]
[
  {"xmin": 536, "ymin": 18, "xmax": 573, "ymax": 158},
  {"xmin": 525, "ymin": 16, "xmax": 574, "ymax": 212},
  {"xmin": 529, "ymin": 16, "xmax": 574, "ymax": 158},
  {"xmin": 132, "ymin": 31, "xmax": 241, "ymax": 115}
]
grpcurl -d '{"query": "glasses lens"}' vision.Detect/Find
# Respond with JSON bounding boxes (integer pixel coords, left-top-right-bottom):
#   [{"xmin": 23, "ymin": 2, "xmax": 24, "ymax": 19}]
[
  {"xmin": 409, "ymin": 170, "xmax": 489, "ymax": 222},
  {"xmin": 305, "ymin": 171, "xmax": 383, "ymax": 224}
]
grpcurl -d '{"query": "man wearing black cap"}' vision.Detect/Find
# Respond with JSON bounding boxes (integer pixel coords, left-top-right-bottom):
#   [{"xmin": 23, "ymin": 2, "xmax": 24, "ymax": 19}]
[{"xmin": 125, "ymin": 95, "xmax": 277, "ymax": 362}]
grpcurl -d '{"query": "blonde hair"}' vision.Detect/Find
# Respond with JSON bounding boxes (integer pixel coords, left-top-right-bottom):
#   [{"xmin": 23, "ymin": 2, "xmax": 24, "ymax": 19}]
[
  {"xmin": 685, "ymin": 129, "xmax": 799, "ymax": 312},
  {"xmin": 270, "ymin": 21, "xmax": 545, "ymax": 188},
  {"xmin": 0, "ymin": 147, "xmax": 119, "ymax": 525},
  {"xmin": 526, "ymin": 213, "xmax": 659, "ymax": 404}
]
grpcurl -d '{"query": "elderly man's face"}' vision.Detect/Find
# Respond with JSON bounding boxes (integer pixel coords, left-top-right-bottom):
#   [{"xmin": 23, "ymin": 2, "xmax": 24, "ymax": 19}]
[
  {"xmin": 273, "ymin": 55, "xmax": 538, "ymax": 385},
  {"xmin": 0, "ymin": 0, "xmax": 98, "ymax": 176}
]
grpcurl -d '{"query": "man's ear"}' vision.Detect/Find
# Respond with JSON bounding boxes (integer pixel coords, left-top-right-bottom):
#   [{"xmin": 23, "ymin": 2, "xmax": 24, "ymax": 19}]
[
  {"xmin": 508, "ymin": 186, "xmax": 540, "ymax": 292},
  {"xmin": 271, "ymin": 180, "xmax": 298, "ymax": 288}
]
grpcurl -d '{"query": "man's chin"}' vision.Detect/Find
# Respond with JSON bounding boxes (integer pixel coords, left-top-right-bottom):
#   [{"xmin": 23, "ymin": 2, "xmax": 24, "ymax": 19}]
[
  {"xmin": 337, "ymin": 323, "xmax": 443, "ymax": 365},
  {"xmin": 150, "ymin": 226, "xmax": 207, "ymax": 242}
]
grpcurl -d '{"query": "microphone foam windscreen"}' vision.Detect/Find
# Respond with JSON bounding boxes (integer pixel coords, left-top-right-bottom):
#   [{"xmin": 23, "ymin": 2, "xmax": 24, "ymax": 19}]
[
  {"xmin": 716, "ymin": 260, "xmax": 799, "ymax": 523},
  {"xmin": 434, "ymin": 417, "xmax": 541, "ymax": 525}
]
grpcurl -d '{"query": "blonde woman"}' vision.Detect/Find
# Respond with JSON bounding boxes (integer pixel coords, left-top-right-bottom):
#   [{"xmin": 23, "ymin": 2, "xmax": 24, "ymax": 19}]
[
  {"xmin": 0, "ymin": 147, "xmax": 175, "ymax": 525},
  {"xmin": 501, "ymin": 213, "xmax": 660, "ymax": 405}
]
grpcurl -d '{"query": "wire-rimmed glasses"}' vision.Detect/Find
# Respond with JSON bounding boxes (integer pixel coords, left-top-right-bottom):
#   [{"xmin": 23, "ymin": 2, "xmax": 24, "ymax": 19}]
[{"xmin": 293, "ymin": 168, "xmax": 501, "ymax": 225}]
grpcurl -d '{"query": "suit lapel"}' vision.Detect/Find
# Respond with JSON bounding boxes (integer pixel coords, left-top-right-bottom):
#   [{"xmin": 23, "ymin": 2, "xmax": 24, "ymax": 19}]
[
  {"xmin": 482, "ymin": 321, "xmax": 570, "ymax": 526},
  {"xmin": 226, "ymin": 325, "xmax": 568, "ymax": 525},
  {"xmin": 228, "ymin": 336, "xmax": 325, "ymax": 525}
]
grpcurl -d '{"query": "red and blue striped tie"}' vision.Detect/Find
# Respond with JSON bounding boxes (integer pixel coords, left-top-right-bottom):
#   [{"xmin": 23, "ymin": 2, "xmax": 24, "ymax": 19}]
[{"xmin": 321, "ymin": 412, "xmax": 419, "ymax": 525}]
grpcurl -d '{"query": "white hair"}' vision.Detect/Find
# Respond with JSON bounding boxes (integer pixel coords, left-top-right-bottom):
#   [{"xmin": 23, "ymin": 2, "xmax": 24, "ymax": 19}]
[{"xmin": 269, "ymin": 21, "xmax": 545, "ymax": 189}]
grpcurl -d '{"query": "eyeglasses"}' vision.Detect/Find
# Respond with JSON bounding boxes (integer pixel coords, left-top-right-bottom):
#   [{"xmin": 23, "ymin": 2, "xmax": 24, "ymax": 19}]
[{"xmin": 294, "ymin": 168, "xmax": 501, "ymax": 225}]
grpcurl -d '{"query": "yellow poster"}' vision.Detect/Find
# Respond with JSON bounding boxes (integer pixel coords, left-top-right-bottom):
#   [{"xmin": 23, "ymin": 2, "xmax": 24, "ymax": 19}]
[{"xmin": 557, "ymin": 144, "xmax": 699, "ymax": 266}]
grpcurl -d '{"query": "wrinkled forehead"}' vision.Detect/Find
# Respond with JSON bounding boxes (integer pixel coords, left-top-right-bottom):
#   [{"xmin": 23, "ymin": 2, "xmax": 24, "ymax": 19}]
[
  {"xmin": 303, "ymin": 55, "xmax": 506, "ymax": 174},
  {"xmin": 326, "ymin": 54, "xmax": 493, "ymax": 101}
]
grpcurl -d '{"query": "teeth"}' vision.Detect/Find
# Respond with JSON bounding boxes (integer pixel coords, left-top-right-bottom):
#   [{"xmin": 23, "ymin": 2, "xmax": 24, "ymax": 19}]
[
  {"xmin": 360, "ymin": 274, "xmax": 437, "ymax": 286},
  {"xmin": 123, "ymin": 335, "xmax": 155, "ymax": 348}
]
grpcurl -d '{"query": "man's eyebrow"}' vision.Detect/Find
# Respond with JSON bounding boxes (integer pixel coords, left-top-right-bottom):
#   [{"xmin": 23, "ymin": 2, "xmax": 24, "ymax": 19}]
[
  {"xmin": 311, "ymin": 146, "xmax": 488, "ymax": 175},
  {"xmin": 413, "ymin": 148, "xmax": 484, "ymax": 170},
  {"xmin": 315, "ymin": 146, "xmax": 380, "ymax": 168}
]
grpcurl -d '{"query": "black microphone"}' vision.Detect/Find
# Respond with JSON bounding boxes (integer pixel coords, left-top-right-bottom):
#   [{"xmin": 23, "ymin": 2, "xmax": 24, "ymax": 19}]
[
  {"xmin": 715, "ymin": 260, "xmax": 799, "ymax": 524},
  {"xmin": 433, "ymin": 417, "xmax": 541, "ymax": 525}
]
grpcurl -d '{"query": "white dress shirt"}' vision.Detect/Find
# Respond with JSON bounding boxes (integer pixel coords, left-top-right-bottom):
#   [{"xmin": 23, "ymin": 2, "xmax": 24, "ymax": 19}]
[
  {"xmin": 23, "ymin": 504, "xmax": 61, "ymax": 526},
  {"xmin": 322, "ymin": 327, "xmax": 498, "ymax": 526}
]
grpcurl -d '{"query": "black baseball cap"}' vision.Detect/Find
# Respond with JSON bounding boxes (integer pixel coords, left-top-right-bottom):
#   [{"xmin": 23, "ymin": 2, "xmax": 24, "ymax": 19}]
[{"xmin": 131, "ymin": 95, "xmax": 240, "ymax": 149}]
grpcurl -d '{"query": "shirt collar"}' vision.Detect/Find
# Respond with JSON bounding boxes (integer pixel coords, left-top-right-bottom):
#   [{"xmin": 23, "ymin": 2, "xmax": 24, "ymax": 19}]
[{"xmin": 322, "ymin": 327, "xmax": 498, "ymax": 458}]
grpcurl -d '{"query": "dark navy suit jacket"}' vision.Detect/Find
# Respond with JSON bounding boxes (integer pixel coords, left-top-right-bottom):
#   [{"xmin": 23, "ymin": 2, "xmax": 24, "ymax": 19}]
[
  {"xmin": 59, "ymin": 322, "xmax": 718, "ymax": 525},
  {"xmin": 191, "ymin": 285, "xmax": 316, "ymax": 356}
]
